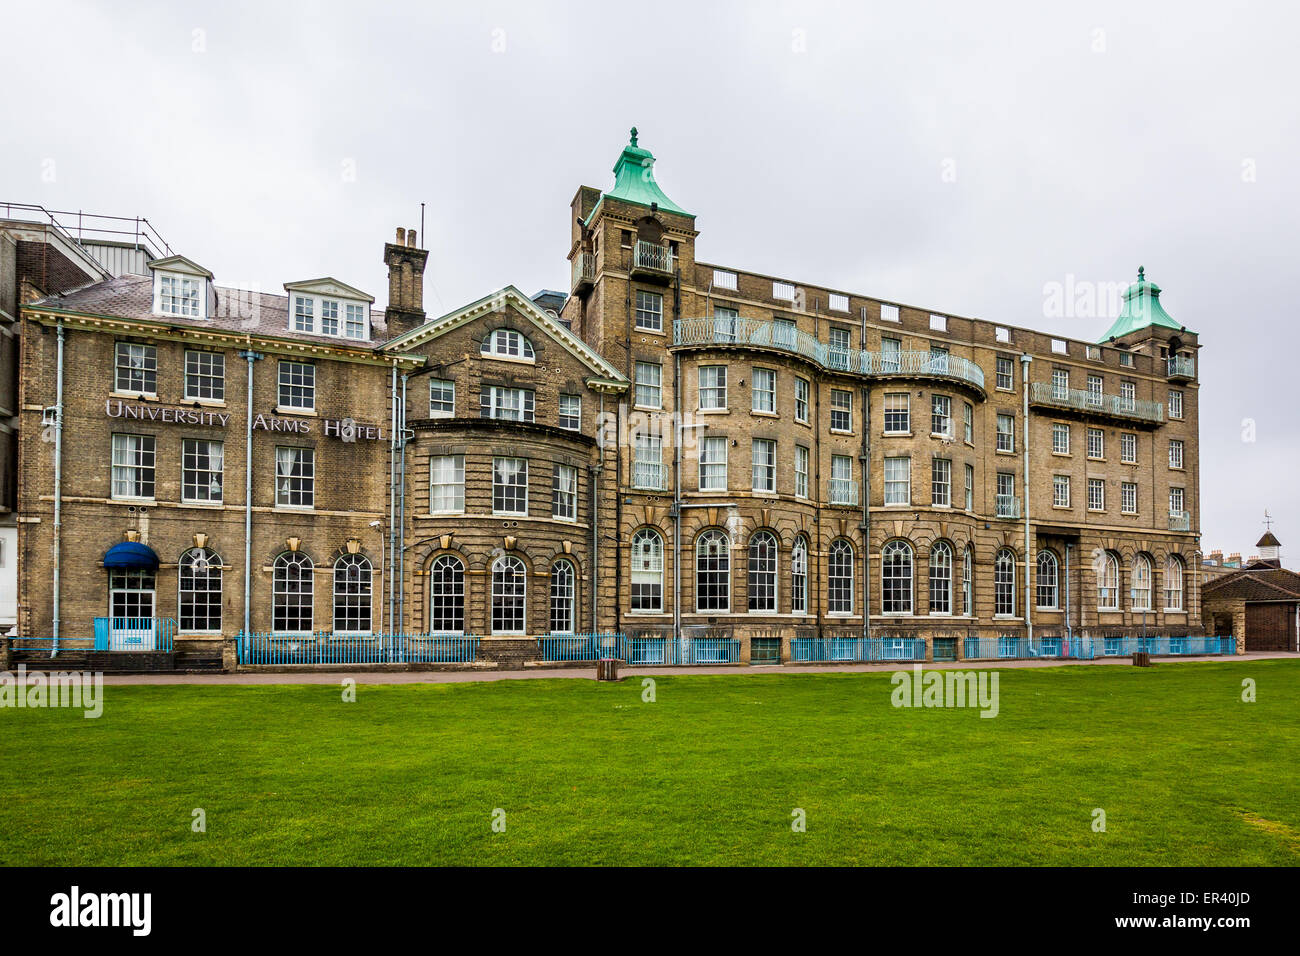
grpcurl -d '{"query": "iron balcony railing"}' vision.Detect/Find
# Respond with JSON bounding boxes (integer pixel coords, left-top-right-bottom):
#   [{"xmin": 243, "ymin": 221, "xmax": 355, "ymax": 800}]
[
  {"xmin": 673, "ymin": 317, "xmax": 986, "ymax": 390},
  {"xmin": 571, "ymin": 252, "xmax": 596, "ymax": 288},
  {"xmin": 1028, "ymin": 381, "xmax": 1164, "ymax": 424},
  {"xmin": 633, "ymin": 240, "xmax": 674, "ymax": 273},
  {"xmin": 632, "ymin": 460, "xmax": 667, "ymax": 491},
  {"xmin": 996, "ymin": 494, "xmax": 1021, "ymax": 519},
  {"xmin": 829, "ymin": 478, "xmax": 859, "ymax": 506},
  {"xmin": 1169, "ymin": 511, "xmax": 1191, "ymax": 532},
  {"xmin": 1167, "ymin": 355, "xmax": 1195, "ymax": 378}
]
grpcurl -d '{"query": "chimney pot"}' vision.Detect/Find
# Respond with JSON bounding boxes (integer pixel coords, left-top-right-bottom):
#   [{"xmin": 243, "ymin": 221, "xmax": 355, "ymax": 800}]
[
  {"xmin": 396, "ymin": 227, "xmax": 406, "ymax": 244},
  {"xmin": 408, "ymin": 228, "xmax": 417, "ymax": 247}
]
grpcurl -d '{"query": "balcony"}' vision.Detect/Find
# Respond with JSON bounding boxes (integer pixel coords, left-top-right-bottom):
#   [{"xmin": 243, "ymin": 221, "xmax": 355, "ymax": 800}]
[
  {"xmin": 996, "ymin": 494, "xmax": 1021, "ymax": 519},
  {"xmin": 572, "ymin": 252, "xmax": 595, "ymax": 293},
  {"xmin": 1167, "ymin": 355, "xmax": 1195, "ymax": 380},
  {"xmin": 1169, "ymin": 511, "xmax": 1191, "ymax": 532},
  {"xmin": 1028, "ymin": 381, "xmax": 1164, "ymax": 427},
  {"xmin": 829, "ymin": 478, "xmax": 859, "ymax": 506},
  {"xmin": 630, "ymin": 240, "xmax": 675, "ymax": 284},
  {"xmin": 672, "ymin": 316, "xmax": 986, "ymax": 393},
  {"xmin": 632, "ymin": 460, "xmax": 667, "ymax": 491}
]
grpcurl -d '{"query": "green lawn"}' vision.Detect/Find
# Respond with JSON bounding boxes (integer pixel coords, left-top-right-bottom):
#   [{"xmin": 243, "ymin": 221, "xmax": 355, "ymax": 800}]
[{"xmin": 1, "ymin": 661, "xmax": 1297, "ymax": 865}]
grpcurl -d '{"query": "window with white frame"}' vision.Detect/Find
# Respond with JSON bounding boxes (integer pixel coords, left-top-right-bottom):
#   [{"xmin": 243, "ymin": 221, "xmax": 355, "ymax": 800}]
[
  {"xmin": 1086, "ymin": 345, "xmax": 1101, "ymax": 361},
  {"xmin": 695, "ymin": 529, "xmax": 731, "ymax": 612},
  {"xmin": 884, "ymin": 456, "xmax": 911, "ymax": 505},
  {"xmin": 962, "ymin": 547, "xmax": 973, "ymax": 615},
  {"xmin": 344, "ymin": 303, "xmax": 367, "ymax": 339},
  {"xmin": 830, "ymin": 455, "xmax": 854, "ymax": 504},
  {"xmin": 964, "ymin": 402, "xmax": 973, "ymax": 443},
  {"xmin": 1121, "ymin": 481, "xmax": 1137, "ymax": 514},
  {"xmin": 559, "ymin": 394, "xmax": 581, "ymax": 430},
  {"xmin": 996, "ymin": 356, "xmax": 1014, "ymax": 390},
  {"xmin": 884, "ymin": 392, "xmax": 910, "ymax": 434},
  {"xmin": 630, "ymin": 528, "xmax": 664, "ymax": 613},
  {"xmin": 1052, "ymin": 422, "xmax": 1070, "ymax": 455},
  {"xmin": 880, "ymin": 304, "xmax": 900, "ymax": 323},
  {"xmin": 881, "ymin": 540, "xmax": 913, "ymax": 614},
  {"xmin": 492, "ymin": 457, "xmax": 529, "ymax": 515},
  {"xmin": 549, "ymin": 560, "xmax": 576, "ymax": 633},
  {"xmin": 272, "ymin": 551, "xmax": 313, "ymax": 632},
  {"xmin": 931, "ymin": 458, "xmax": 951, "ymax": 507},
  {"xmin": 479, "ymin": 385, "xmax": 535, "ymax": 422},
  {"xmin": 1088, "ymin": 477, "xmax": 1105, "ymax": 511},
  {"xmin": 491, "ymin": 555, "xmax": 527, "ymax": 634},
  {"xmin": 996, "ymin": 413, "xmax": 1015, "ymax": 452},
  {"xmin": 481, "ymin": 329, "xmax": 535, "ymax": 360},
  {"xmin": 1169, "ymin": 389, "xmax": 1183, "ymax": 419},
  {"xmin": 275, "ymin": 446, "xmax": 314, "ymax": 507},
  {"xmin": 1170, "ymin": 486, "xmax": 1185, "ymax": 517},
  {"xmin": 320, "ymin": 299, "xmax": 339, "ymax": 337},
  {"xmin": 931, "ymin": 394, "xmax": 951, "ymax": 436},
  {"xmin": 633, "ymin": 435, "xmax": 665, "ymax": 490},
  {"xmin": 292, "ymin": 296, "xmax": 315, "ymax": 333},
  {"xmin": 1098, "ymin": 552, "xmax": 1120, "ymax": 610},
  {"xmin": 828, "ymin": 328, "xmax": 851, "ymax": 368},
  {"xmin": 829, "ymin": 292, "xmax": 849, "ymax": 312},
  {"xmin": 752, "ymin": 368, "xmax": 776, "ymax": 413},
  {"xmin": 795, "ymin": 377, "xmax": 810, "ymax": 423},
  {"xmin": 111, "ymin": 433, "xmax": 156, "ymax": 499},
  {"xmin": 830, "ymin": 389, "xmax": 852, "ymax": 431},
  {"xmin": 1121, "ymin": 432, "xmax": 1137, "ymax": 463},
  {"xmin": 772, "ymin": 280, "xmax": 795, "ymax": 301},
  {"xmin": 1120, "ymin": 380, "xmax": 1136, "ymax": 411},
  {"xmin": 1087, "ymin": 427, "xmax": 1104, "ymax": 459},
  {"xmin": 994, "ymin": 549, "xmax": 1017, "ymax": 616},
  {"xmin": 333, "ymin": 554, "xmax": 373, "ymax": 633},
  {"xmin": 182, "ymin": 438, "xmax": 223, "ymax": 503},
  {"xmin": 1051, "ymin": 338, "xmax": 1068, "ymax": 355},
  {"xmin": 430, "ymin": 455, "xmax": 464, "ymax": 513},
  {"xmin": 698, "ymin": 366, "xmax": 727, "ymax": 410},
  {"xmin": 1169, "ymin": 439, "xmax": 1184, "ymax": 469},
  {"xmin": 929, "ymin": 541, "xmax": 953, "ymax": 614},
  {"xmin": 429, "ymin": 378, "xmax": 455, "ymax": 417},
  {"xmin": 429, "ymin": 555, "xmax": 465, "ymax": 632},
  {"xmin": 747, "ymin": 531, "xmax": 778, "ymax": 612},
  {"xmin": 184, "ymin": 350, "xmax": 224, "ymax": 401},
  {"xmin": 1051, "ymin": 368, "xmax": 1069, "ymax": 400},
  {"xmin": 1164, "ymin": 555, "xmax": 1185, "ymax": 610},
  {"xmin": 1086, "ymin": 375, "xmax": 1103, "ymax": 407},
  {"xmin": 791, "ymin": 536, "xmax": 808, "ymax": 614},
  {"xmin": 964, "ymin": 463, "xmax": 974, "ymax": 510},
  {"xmin": 1133, "ymin": 554, "xmax": 1152, "ymax": 610},
  {"xmin": 552, "ymin": 464, "xmax": 578, "ymax": 520},
  {"xmin": 997, "ymin": 473, "xmax": 1016, "ymax": 515},
  {"xmin": 278, "ymin": 361, "xmax": 315, "ymax": 410},
  {"xmin": 712, "ymin": 269, "xmax": 738, "ymax": 291},
  {"xmin": 634, "ymin": 362, "xmax": 662, "ymax": 409},
  {"xmin": 828, "ymin": 539, "xmax": 854, "ymax": 614},
  {"xmin": 699, "ymin": 436, "xmax": 728, "ymax": 491},
  {"xmin": 1053, "ymin": 474, "xmax": 1071, "ymax": 508},
  {"xmin": 635, "ymin": 290, "xmax": 663, "ymax": 331},
  {"xmin": 115, "ymin": 342, "xmax": 157, "ymax": 395},
  {"xmin": 995, "ymin": 326, "xmax": 1010, "ymax": 343},
  {"xmin": 881, "ymin": 336, "xmax": 901, "ymax": 371},
  {"xmin": 179, "ymin": 548, "xmax": 222, "ymax": 632},
  {"xmin": 794, "ymin": 445, "xmax": 809, "ymax": 498},
  {"xmin": 1119, "ymin": 351, "xmax": 1134, "ymax": 367},
  {"xmin": 751, "ymin": 439, "xmax": 776, "ymax": 492},
  {"xmin": 157, "ymin": 273, "xmax": 202, "ymax": 317},
  {"xmin": 929, "ymin": 314, "xmax": 947, "ymax": 332},
  {"xmin": 1036, "ymin": 551, "xmax": 1058, "ymax": 609}
]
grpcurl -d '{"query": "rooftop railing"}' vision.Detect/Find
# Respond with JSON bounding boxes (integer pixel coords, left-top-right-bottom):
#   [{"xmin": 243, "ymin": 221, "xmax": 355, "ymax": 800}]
[
  {"xmin": 633, "ymin": 240, "xmax": 674, "ymax": 274},
  {"xmin": 1, "ymin": 201, "xmax": 172, "ymax": 258},
  {"xmin": 1028, "ymin": 381, "xmax": 1164, "ymax": 424},
  {"xmin": 673, "ymin": 316, "xmax": 986, "ymax": 390}
]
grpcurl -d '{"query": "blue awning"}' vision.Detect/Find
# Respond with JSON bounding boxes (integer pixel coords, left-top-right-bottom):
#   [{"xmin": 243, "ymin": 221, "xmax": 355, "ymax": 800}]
[{"xmin": 103, "ymin": 541, "xmax": 159, "ymax": 570}]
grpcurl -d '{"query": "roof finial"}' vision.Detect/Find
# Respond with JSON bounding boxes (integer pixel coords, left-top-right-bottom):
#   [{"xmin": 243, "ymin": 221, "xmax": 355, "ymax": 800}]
[
  {"xmin": 630, "ymin": 126, "xmax": 638, "ymax": 147},
  {"xmin": 1264, "ymin": 509, "xmax": 1274, "ymax": 532},
  {"xmin": 1138, "ymin": 265, "xmax": 1145, "ymax": 282}
]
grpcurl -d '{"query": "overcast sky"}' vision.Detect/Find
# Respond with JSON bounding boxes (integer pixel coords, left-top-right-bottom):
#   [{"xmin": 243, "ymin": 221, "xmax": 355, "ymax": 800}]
[{"xmin": 6, "ymin": 1, "xmax": 1297, "ymax": 559}]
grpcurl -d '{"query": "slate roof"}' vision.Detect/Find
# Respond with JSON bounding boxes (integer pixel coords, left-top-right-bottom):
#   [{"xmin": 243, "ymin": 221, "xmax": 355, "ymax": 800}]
[{"xmin": 27, "ymin": 274, "xmax": 392, "ymax": 347}]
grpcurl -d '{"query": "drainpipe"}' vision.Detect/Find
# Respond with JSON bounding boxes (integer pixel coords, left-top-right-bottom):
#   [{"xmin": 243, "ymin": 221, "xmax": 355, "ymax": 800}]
[
  {"xmin": 238, "ymin": 348, "xmax": 263, "ymax": 638},
  {"xmin": 399, "ymin": 373, "xmax": 409, "ymax": 633},
  {"xmin": 1064, "ymin": 542, "xmax": 1073, "ymax": 641},
  {"xmin": 672, "ymin": 354, "xmax": 681, "ymax": 642},
  {"xmin": 596, "ymin": 392, "xmax": 605, "ymax": 634},
  {"xmin": 862, "ymin": 388, "xmax": 872, "ymax": 639},
  {"xmin": 388, "ymin": 362, "xmax": 398, "ymax": 633},
  {"xmin": 1020, "ymin": 353, "xmax": 1033, "ymax": 642},
  {"xmin": 51, "ymin": 323, "xmax": 65, "ymax": 657}
]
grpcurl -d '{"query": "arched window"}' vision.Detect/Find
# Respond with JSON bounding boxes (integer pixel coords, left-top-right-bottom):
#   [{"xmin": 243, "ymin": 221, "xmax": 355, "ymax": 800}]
[
  {"xmin": 1164, "ymin": 555, "xmax": 1185, "ymax": 610},
  {"xmin": 1036, "ymin": 550, "xmax": 1059, "ymax": 609},
  {"xmin": 481, "ymin": 328, "xmax": 535, "ymax": 360},
  {"xmin": 929, "ymin": 541, "xmax": 953, "ymax": 615},
  {"xmin": 272, "ymin": 552, "xmax": 313, "ymax": 633},
  {"xmin": 1133, "ymin": 554, "xmax": 1152, "ymax": 611},
  {"xmin": 178, "ymin": 547, "xmax": 222, "ymax": 633},
  {"xmin": 994, "ymin": 549, "xmax": 1017, "ymax": 617},
  {"xmin": 790, "ymin": 535, "xmax": 809, "ymax": 615},
  {"xmin": 695, "ymin": 529, "xmax": 731, "ymax": 612},
  {"xmin": 491, "ymin": 555, "xmax": 527, "ymax": 634},
  {"xmin": 747, "ymin": 531, "xmax": 778, "ymax": 612},
  {"xmin": 429, "ymin": 554, "xmax": 465, "ymax": 633},
  {"xmin": 962, "ymin": 546, "xmax": 973, "ymax": 616},
  {"xmin": 630, "ymin": 528, "xmax": 664, "ymax": 613},
  {"xmin": 549, "ymin": 560, "xmax": 576, "ymax": 634},
  {"xmin": 828, "ymin": 538, "xmax": 855, "ymax": 614},
  {"xmin": 1098, "ymin": 551, "xmax": 1120, "ymax": 610},
  {"xmin": 881, "ymin": 540, "xmax": 913, "ymax": 614},
  {"xmin": 333, "ymin": 553, "xmax": 373, "ymax": 633}
]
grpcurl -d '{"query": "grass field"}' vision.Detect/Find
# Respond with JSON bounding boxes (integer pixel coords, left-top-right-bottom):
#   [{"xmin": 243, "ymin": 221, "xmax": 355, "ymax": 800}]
[{"xmin": 1, "ymin": 660, "xmax": 1297, "ymax": 866}]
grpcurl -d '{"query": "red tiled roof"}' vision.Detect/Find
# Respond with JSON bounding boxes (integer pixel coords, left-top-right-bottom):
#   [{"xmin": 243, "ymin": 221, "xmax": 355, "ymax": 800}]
[{"xmin": 1202, "ymin": 567, "xmax": 1300, "ymax": 602}]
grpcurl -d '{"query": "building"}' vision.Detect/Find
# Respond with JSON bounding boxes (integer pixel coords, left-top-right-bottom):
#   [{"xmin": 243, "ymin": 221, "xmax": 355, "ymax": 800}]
[
  {"xmin": 10, "ymin": 132, "xmax": 1209, "ymax": 668},
  {"xmin": 1202, "ymin": 531, "xmax": 1300, "ymax": 652}
]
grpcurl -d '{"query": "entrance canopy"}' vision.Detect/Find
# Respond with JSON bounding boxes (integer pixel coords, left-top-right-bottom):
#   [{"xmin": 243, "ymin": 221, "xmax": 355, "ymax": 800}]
[{"xmin": 103, "ymin": 541, "xmax": 160, "ymax": 570}]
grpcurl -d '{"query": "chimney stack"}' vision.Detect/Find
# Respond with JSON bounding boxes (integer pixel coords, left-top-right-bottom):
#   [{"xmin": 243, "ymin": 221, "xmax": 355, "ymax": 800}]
[{"xmin": 383, "ymin": 224, "xmax": 429, "ymax": 339}]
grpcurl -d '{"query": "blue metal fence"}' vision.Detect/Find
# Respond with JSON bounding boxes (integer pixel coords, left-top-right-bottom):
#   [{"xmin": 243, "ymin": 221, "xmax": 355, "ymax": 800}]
[
  {"xmin": 964, "ymin": 635, "xmax": 1235, "ymax": 660},
  {"xmin": 536, "ymin": 633, "xmax": 625, "ymax": 662},
  {"xmin": 92, "ymin": 617, "xmax": 175, "ymax": 652},
  {"xmin": 623, "ymin": 636, "xmax": 741, "ymax": 665},
  {"xmin": 235, "ymin": 632, "xmax": 479, "ymax": 665},
  {"xmin": 791, "ymin": 636, "xmax": 928, "ymax": 663}
]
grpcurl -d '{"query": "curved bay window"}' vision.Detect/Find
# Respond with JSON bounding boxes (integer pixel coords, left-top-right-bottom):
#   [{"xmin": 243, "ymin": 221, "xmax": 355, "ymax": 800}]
[
  {"xmin": 747, "ymin": 531, "xmax": 778, "ymax": 612},
  {"xmin": 178, "ymin": 548, "xmax": 222, "ymax": 633},
  {"xmin": 1098, "ymin": 551, "xmax": 1120, "ymax": 610},
  {"xmin": 428, "ymin": 555, "xmax": 465, "ymax": 633},
  {"xmin": 994, "ymin": 549, "xmax": 1017, "ymax": 617},
  {"xmin": 549, "ymin": 560, "xmax": 576, "ymax": 634},
  {"xmin": 881, "ymin": 540, "xmax": 912, "ymax": 614},
  {"xmin": 1036, "ymin": 550, "xmax": 1059, "ymax": 609},
  {"xmin": 929, "ymin": 541, "xmax": 953, "ymax": 615},
  {"xmin": 791, "ymin": 535, "xmax": 809, "ymax": 615},
  {"xmin": 695, "ymin": 529, "xmax": 731, "ymax": 613},
  {"xmin": 630, "ymin": 528, "xmax": 664, "ymax": 613},
  {"xmin": 333, "ymin": 553, "xmax": 373, "ymax": 634},
  {"xmin": 491, "ymin": 555, "xmax": 527, "ymax": 634},
  {"xmin": 272, "ymin": 552, "xmax": 313, "ymax": 633},
  {"xmin": 1164, "ymin": 555, "xmax": 1185, "ymax": 610}
]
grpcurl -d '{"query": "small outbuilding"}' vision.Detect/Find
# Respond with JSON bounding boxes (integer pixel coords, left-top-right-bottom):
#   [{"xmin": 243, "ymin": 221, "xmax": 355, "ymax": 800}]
[{"xmin": 1201, "ymin": 531, "xmax": 1300, "ymax": 652}]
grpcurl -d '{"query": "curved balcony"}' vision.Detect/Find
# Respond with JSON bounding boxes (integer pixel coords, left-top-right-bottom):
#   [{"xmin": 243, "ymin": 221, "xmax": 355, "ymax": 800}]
[
  {"xmin": 1028, "ymin": 381, "xmax": 1164, "ymax": 427},
  {"xmin": 672, "ymin": 316, "xmax": 985, "ymax": 393}
]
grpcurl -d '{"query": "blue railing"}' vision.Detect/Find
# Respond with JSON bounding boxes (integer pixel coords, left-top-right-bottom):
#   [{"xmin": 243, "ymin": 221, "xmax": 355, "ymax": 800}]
[
  {"xmin": 623, "ymin": 636, "xmax": 742, "ymax": 665},
  {"xmin": 235, "ymin": 632, "xmax": 479, "ymax": 665},
  {"xmin": 791, "ymin": 636, "xmax": 928, "ymax": 662},
  {"xmin": 92, "ymin": 617, "xmax": 175, "ymax": 652},
  {"xmin": 964, "ymin": 635, "xmax": 1235, "ymax": 660},
  {"xmin": 537, "ymin": 633, "xmax": 625, "ymax": 662}
]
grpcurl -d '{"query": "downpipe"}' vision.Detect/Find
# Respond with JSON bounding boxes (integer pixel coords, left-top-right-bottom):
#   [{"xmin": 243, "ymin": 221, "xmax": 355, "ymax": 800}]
[
  {"xmin": 1020, "ymin": 353, "xmax": 1033, "ymax": 642},
  {"xmin": 239, "ymin": 348, "xmax": 263, "ymax": 639},
  {"xmin": 51, "ymin": 323, "xmax": 65, "ymax": 657}
]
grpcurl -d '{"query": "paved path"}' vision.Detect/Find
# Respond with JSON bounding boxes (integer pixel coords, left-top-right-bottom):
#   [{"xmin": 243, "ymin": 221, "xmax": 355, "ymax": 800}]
[{"xmin": 45, "ymin": 651, "xmax": 1298, "ymax": 686}]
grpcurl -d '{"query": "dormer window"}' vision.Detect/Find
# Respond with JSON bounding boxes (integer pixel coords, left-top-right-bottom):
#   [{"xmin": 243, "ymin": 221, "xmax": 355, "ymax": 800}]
[
  {"xmin": 481, "ymin": 329, "xmax": 535, "ymax": 361},
  {"xmin": 283, "ymin": 279, "xmax": 375, "ymax": 341},
  {"xmin": 158, "ymin": 274, "xmax": 202, "ymax": 317},
  {"xmin": 293, "ymin": 296, "xmax": 314, "ymax": 333}
]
